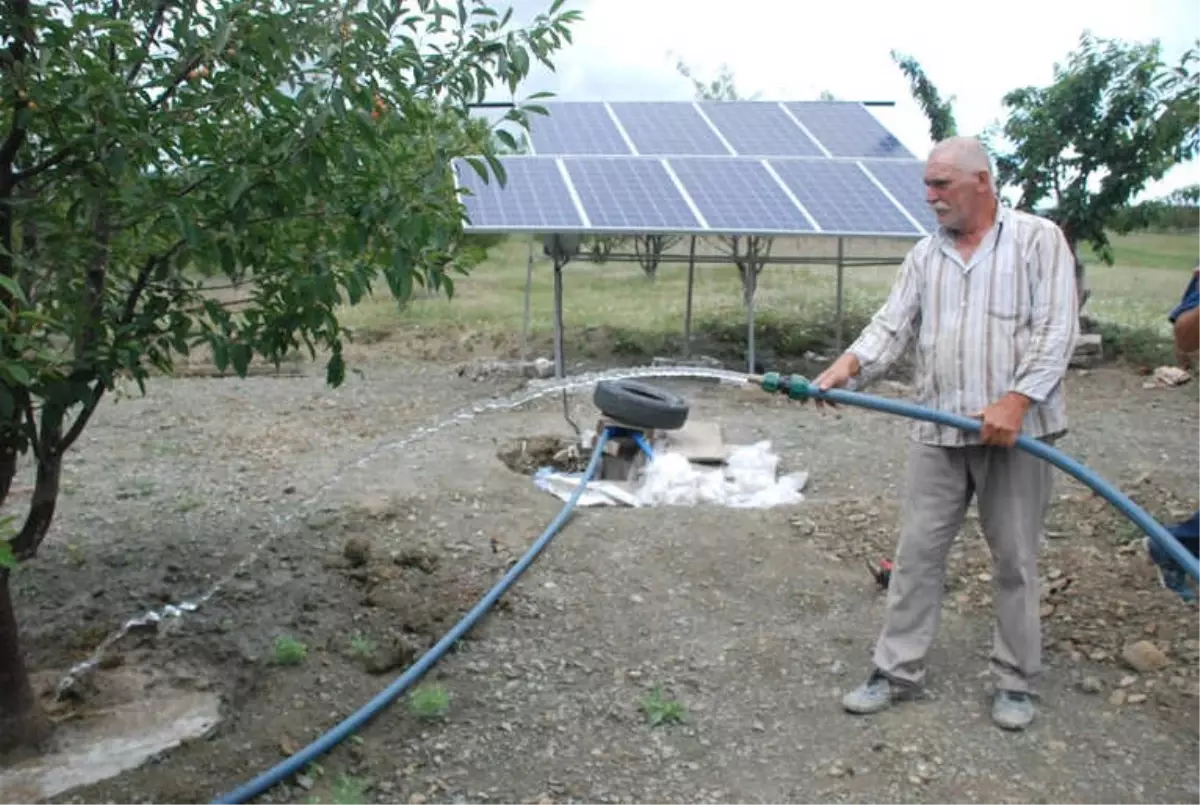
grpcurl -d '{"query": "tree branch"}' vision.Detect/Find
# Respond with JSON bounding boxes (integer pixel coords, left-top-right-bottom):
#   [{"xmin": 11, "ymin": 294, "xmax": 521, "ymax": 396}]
[
  {"xmin": 0, "ymin": 0, "xmax": 32, "ymax": 175},
  {"xmin": 121, "ymin": 238, "xmax": 186, "ymax": 324},
  {"xmin": 1, "ymin": 0, "xmax": 36, "ymax": 313},
  {"xmin": 125, "ymin": 0, "xmax": 170, "ymax": 85},
  {"xmin": 0, "ymin": 97, "xmax": 29, "ymax": 179},
  {"xmin": 150, "ymin": 53, "xmax": 206, "ymax": 112},
  {"xmin": 18, "ymin": 392, "xmax": 41, "ymax": 464},
  {"xmin": 11, "ymin": 145, "xmax": 76, "ymax": 183},
  {"xmin": 185, "ymin": 295, "xmax": 254, "ymax": 315},
  {"xmin": 57, "ymin": 383, "xmax": 104, "ymax": 454}
]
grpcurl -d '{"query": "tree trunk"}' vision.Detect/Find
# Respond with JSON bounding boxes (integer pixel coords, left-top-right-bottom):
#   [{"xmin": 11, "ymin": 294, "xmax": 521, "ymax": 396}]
[
  {"xmin": 10, "ymin": 448, "xmax": 62, "ymax": 560},
  {"xmin": 0, "ymin": 568, "xmax": 51, "ymax": 756}
]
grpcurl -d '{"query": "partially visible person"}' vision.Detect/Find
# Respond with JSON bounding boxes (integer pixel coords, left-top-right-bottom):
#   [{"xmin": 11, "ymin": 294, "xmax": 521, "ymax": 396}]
[
  {"xmin": 1144, "ymin": 265, "xmax": 1199, "ymax": 602},
  {"xmin": 1170, "ymin": 266, "xmax": 1199, "ymax": 370}
]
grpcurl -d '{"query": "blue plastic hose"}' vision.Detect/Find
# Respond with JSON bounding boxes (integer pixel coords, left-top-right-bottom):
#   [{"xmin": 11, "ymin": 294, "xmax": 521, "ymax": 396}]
[
  {"xmin": 766, "ymin": 375, "xmax": 1199, "ymax": 582},
  {"xmin": 215, "ymin": 374, "xmax": 1195, "ymax": 803},
  {"xmin": 211, "ymin": 428, "xmax": 614, "ymax": 804}
]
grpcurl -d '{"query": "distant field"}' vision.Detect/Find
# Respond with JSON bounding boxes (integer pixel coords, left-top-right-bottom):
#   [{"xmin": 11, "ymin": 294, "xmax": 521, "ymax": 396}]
[
  {"xmin": 1087, "ymin": 231, "xmax": 1198, "ymax": 272},
  {"xmin": 339, "ymin": 231, "xmax": 1196, "ymax": 367}
]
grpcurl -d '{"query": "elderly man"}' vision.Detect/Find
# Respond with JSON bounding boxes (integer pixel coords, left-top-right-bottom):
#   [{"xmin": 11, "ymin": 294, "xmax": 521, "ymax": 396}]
[
  {"xmin": 814, "ymin": 136, "xmax": 1079, "ymax": 731},
  {"xmin": 1144, "ymin": 266, "xmax": 1199, "ymax": 601}
]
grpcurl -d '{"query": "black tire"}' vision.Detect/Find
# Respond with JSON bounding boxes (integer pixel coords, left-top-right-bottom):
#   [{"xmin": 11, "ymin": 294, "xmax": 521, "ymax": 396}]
[{"xmin": 593, "ymin": 379, "xmax": 690, "ymax": 430}]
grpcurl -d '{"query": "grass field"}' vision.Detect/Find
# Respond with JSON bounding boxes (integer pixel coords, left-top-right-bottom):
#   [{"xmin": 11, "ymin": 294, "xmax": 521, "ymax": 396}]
[{"xmin": 340, "ymin": 231, "xmax": 1198, "ymax": 367}]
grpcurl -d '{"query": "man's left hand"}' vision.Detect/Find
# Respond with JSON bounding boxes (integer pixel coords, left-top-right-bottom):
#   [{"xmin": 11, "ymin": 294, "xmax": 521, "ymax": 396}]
[{"xmin": 972, "ymin": 392, "xmax": 1032, "ymax": 447}]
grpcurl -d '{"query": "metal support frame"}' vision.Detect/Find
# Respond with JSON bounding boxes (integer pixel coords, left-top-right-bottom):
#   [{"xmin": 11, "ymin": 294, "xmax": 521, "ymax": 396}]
[
  {"xmin": 835, "ymin": 237, "xmax": 845, "ymax": 352},
  {"xmin": 521, "ymin": 239, "xmax": 535, "ymax": 361},
  {"xmin": 520, "ymin": 235, "xmax": 908, "ymax": 377},
  {"xmin": 552, "ymin": 256, "xmax": 566, "ymax": 378},
  {"xmin": 683, "ymin": 236, "xmax": 697, "ymax": 359},
  {"xmin": 553, "ymin": 252, "xmax": 900, "ymax": 267},
  {"xmin": 745, "ymin": 275, "xmax": 757, "ymax": 374}
]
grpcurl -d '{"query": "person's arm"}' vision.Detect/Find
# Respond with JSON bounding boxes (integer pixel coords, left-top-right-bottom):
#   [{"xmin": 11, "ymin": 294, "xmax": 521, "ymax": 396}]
[
  {"xmin": 845, "ymin": 249, "xmax": 923, "ymax": 388},
  {"xmin": 1009, "ymin": 223, "xmax": 1079, "ymax": 403},
  {"xmin": 1169, "ymin": 269, "xmax": 1199, "ymax": 364}
]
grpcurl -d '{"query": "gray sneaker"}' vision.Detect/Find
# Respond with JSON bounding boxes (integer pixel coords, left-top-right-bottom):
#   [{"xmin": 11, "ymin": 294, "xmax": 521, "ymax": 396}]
[
  {"xmin": 842, "ymin": 671, "xmax": 895, "ymax": 714},
  {"xmin": 991, "ymin": 690, "xmax": 1035, "ymax": 731}
]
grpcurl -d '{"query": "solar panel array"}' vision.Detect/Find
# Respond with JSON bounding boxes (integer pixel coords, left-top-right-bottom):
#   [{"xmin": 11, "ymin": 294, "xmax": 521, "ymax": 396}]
[{"xmin": 455, "ymin": 100, "xmax": 934, "ymax": 238}]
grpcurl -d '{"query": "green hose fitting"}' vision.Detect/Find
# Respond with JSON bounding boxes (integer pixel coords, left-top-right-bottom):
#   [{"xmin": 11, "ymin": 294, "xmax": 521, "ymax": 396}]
[
  {"xmin": 760, "ymin": 372, "xmax": 783, "ymax": 394},
  {"xmin": 786, "ymin": 374, "xmax": 811, "ymax": 400}
]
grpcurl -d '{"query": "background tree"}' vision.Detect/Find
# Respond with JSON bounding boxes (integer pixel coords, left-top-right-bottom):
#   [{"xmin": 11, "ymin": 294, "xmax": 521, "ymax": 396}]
[
  {"xmin": 0, "ymin": 0, "xmax": 579, "ymax": 752},
  {"xmin": 631, "ymin": 234, "xmax": 679, "ymax": 281},
  {"xmin": 890, "ymin": 50, "xmax": 957, "ymax": 141},
  {"xmin": 1109, "ymin": 184, "xmax": 1200, "ymax": 233},
  {"xmin": 991, "ymin": 32, "xmax": 1198, "ymax": 308}
]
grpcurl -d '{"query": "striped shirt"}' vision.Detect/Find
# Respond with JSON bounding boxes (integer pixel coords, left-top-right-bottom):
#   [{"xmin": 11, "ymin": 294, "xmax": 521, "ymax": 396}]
[{"xmin": 847, "ymin": 206, "xmax": 1080, "ymax": 447}]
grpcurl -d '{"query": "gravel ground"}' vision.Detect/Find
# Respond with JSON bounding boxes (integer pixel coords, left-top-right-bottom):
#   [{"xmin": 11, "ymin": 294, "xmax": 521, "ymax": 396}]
[{"xmin": 2, "ymin": 356, "xmax": 1196, "ymax": 804}]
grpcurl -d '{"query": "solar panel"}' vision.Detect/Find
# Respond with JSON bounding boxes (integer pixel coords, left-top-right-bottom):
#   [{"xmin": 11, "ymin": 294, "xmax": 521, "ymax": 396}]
[
  {"xmin": 784, "ymin": 102, "xmax": 913, "ymax": 159},
  {"xmin": 697, "ymin": 101, "xmax": 825, "ymax": 157},
  {"xmin": 859, "ymin": 159, "xmax": 937, "ymax": 234},
  {"xmin": 454, "ymin": 158, "xmax": 583, "ymax": 231},
  {"xmin": 527, "ymin": 102, "xmax": 632, "ymax": 156},
  {"xmin": 455, "ymin": 98, "xmax": 935, "ymax": 238},
  {"xmin": 768, "ymin": 159, "xmax": 922, "ymax": 236},
  {"xmin": 668, "ymin": 157, "xmax": 816, "ymax": 234},
  {"xmin": 608, "ymin": 102, "xmax": 731, "ymax": 156},
  {"xmin": 561, "ymin": 157, "xmax": 701, "ymax": 231}
]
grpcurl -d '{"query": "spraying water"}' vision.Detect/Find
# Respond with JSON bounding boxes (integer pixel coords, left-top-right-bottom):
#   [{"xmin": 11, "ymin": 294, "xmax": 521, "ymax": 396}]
[{"xmin": 55, "ymin": 364, "xmax": 753, "ymax": 696}]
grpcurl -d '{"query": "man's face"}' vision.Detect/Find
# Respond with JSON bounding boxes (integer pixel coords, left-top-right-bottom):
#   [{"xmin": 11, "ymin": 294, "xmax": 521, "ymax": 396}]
[{"xmin": 924, "ymin": 155, "xmax": 988, "ymax": 233}]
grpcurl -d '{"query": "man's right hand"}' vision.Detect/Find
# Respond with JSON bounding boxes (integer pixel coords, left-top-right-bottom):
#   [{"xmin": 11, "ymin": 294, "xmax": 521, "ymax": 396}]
[{"xmin": 812, "ymin": 352, "xmax": 861, "ymax": 408}]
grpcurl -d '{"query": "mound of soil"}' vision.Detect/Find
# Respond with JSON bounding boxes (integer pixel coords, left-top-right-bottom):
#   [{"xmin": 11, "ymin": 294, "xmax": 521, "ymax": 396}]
[{"xmin": 496, "ymin": 434, "xmax": 589, "ymax": 476}]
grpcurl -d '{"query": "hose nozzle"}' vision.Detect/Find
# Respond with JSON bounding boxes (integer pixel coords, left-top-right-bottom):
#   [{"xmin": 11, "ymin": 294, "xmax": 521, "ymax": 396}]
[{"xmin": 759, "ymin": 371, "xmax": 813, "ymax": 401}]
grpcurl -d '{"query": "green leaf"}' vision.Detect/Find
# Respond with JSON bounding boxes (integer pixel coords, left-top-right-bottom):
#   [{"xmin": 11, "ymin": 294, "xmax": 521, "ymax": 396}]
[
  {"xmin": 0, "ymin": 363, "xmax": 33, "ymax": 387},
  {"xmin": 230, "ymin": 343, "xmax": 251, "ymax": 376},
  {"xmin": 391, "ymin": 249, "xmax": 415, "ymax": 301},
  {"xmin": 483, "ymin": 153, "xmax": 507, "ymax": 186},
  {"xmin": 211, "ymin": 340, "xmax": 230, "ymax": 373},
  {"xmin": 495, "ymin": 128, "xmax": 518, "ymax": 151},
  {"xmin": 0, "ymin": 275, "xmax": 28, "ymax": 305},
  {"xmin": 0, "ymin": 540, "xmax": 16, "ymax": 570},
  {"xmin": 463, "ymin": 156, "xmax": 490, "ymax": 183},
  {"xmin": 325, "ymin": 349, "xmax": 345, "ymax": 387}
]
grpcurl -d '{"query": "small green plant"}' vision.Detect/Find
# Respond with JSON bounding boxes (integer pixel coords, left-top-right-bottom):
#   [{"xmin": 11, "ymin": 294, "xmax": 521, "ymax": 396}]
[
  {"xmin": 0, "ymin": 514, "xmax": 18, "ymax": 570},
  {"xmin": 640, "ymin": 686, "xmax": 688, "ymax": 727},
  {"xmin": 305, "ymin": 778, "xmax": 368, "ymax": 805},
  {"xmin": 1115, "ymin": 519, "xmax": 1145, "ymax": 544},
  {"xmin": 348, "ymin": 633, "xmax": 375, "ymax": 658},
  {"xmin": 273, "ymin": 635, "xmax": 309, "ymax": 666},
  {"xmin": 176, "ymin": 497, "xmax": 204, "ymax": 514},
  {"xmin": 408, "ymin": 684, "xmax": 450, "ymax": 720},
  {"xmin": 329, "ymin": 774, "xmax": 369, "ymax": 805},
  {"xmin": 65, "ymin": 542, "xmax": 86, "ymax": 567}
]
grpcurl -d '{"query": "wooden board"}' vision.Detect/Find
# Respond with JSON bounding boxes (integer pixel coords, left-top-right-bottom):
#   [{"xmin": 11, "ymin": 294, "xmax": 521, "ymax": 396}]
[{"xmin": 659, "ymin": 420, "xmax": 725, "ymax": 463}]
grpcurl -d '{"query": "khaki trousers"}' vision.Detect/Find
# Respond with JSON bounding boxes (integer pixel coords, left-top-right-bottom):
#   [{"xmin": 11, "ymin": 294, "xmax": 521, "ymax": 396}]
[{"xmin": 872, "ymin": 438, "xmax": 1056, "ymax": 693}]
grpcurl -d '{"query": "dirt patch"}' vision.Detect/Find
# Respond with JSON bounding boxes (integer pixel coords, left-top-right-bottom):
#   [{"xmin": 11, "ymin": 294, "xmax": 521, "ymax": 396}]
[
  {"xmin": 321, "ymin": 532, "xmax": 504, "ymax": 675},
  {"xmin": 5, "ymin": 360, "xmax": 1196, "ymax": 804},
  {"xmin": 496, "ymin": 434, "xmax": 588, "ymax": 476},
  {"xmin": 789, "ymin": 492, "xmax": 1200, "ymax": 729},
  {"xmin": 2, "ymin": 660, "xmax": 221, "ymax": 802}
]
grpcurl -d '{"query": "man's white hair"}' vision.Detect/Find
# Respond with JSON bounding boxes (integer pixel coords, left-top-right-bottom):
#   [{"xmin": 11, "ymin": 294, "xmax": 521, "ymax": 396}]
[{"xmin": 929, "ymin": 136, "xmax": 998, "ymax": 194}]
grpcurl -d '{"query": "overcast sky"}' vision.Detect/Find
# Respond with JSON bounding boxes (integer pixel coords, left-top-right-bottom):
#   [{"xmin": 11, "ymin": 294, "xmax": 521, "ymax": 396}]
[{"xmin": 489, "ymin": 0, "xmax": 1199, "ymax": 201}]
